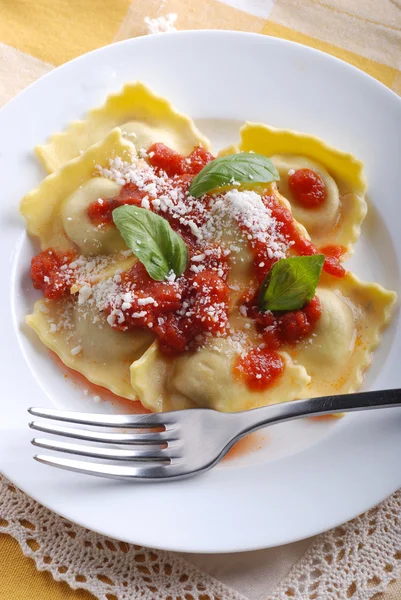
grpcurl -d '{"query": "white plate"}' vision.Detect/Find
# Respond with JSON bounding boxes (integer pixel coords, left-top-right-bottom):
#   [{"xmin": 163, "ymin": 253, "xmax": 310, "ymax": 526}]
[{"xmin": 1, "ymin": 31, "xmax": 401, "ymax": 554}]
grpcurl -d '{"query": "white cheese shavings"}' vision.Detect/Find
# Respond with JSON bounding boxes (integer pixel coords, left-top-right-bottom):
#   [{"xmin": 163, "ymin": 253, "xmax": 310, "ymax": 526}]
[
  {"xmin": 71, "ymin": 345, "xmax": 82, "ymax": 356},
  {"xmin": 132, "ymin": 311, "xmax": 147, "ymax": 318},
  {"xmin": 78, "ymin": 285, "xmax": 92, "ymax": 305},
  {"xmin": 191, "ymin": 254, "xmax": 206, "ymax": 262},
  {"xmin": 137, "ymin": 297, "xmax": 156, "ymax": 306},
  {"xmin": 141, "ymin": 197, "xmax": 150, "ymax": 210},
  {"xmin": 239, "ymin": 305, "xmax": 247, "ymax": 317},
  {"xmin": 197, "ymin": 189, "xmax": 288, "ymax": 262},
  {"xmin": 165, "ymin": 271, "xmax": 176, "ymax": 283}
]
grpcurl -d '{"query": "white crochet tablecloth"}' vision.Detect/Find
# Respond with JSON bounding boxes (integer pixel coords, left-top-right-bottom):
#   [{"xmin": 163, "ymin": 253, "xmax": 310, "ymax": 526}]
[{"xmin": 1, "ymin": 474, "xmax": 401, "ymax": 600}]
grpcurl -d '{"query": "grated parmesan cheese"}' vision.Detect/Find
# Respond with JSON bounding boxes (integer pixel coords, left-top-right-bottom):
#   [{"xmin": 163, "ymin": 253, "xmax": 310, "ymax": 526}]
[
  {"xmin": 137, "ymin": 297, "xmax": 156, "ymax": 306},
  {"xmin": 78, "ymin": 285, "xmax": 92, "ymax": 305}
]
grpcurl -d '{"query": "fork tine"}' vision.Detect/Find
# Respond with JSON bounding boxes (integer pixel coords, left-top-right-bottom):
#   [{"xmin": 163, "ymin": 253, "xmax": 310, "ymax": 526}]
[
  {"xmin": 34, "ymin": 455, "xmax": 179, "ymax": 481},
  {"xmin": 29, "ymin": 421, "xmax": 177, "ymax": 444},
  {"xmin": 32, "ymin": 438, "xmax": 181, "ymax": 461},
  {"xmin": 28, "ymin": 407, "xmax": 173, "ymax": 428}
]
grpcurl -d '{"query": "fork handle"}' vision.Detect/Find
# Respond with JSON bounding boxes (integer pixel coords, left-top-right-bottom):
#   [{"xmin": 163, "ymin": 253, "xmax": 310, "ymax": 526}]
[{"xmin": 235, "ymin": 389, "xmax": 401, "ymax": 436}]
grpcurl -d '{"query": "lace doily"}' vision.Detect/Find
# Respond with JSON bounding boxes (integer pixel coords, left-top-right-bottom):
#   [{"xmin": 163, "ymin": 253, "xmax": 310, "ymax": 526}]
[
  {"xmin": 270, "ymin": 490, "xmax": 401, "ymax": 600},
  {"xmin": 1, "ymin": 473, "xmax": 400, "ymax": 600},
  {"xmin": 0, "ymin": 475, "xmax": 245, "ymax": 600}
]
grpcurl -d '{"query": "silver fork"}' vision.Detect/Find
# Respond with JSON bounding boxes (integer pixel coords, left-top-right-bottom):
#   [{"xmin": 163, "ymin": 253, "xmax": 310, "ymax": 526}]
[{"xmin": 29, "ymin": 389, "xmax": 401, "ymax": 482}]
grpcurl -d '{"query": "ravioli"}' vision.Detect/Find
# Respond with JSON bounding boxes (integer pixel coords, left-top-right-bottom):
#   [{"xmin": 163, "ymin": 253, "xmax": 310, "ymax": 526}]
[
  {"xmin": 27, "ymin": 298, "xmax": 153, "ymax": 399},
  {"xmin": 130, "ymin": 339, "xmax": 310, "ymax": 413},
  {"xmin": 35, "ymin": 83, "xmax": 211, "ymax": 173},
  {"xmin": 22, "ymin": 128, "xmax": 155, "ymax": 394},
  {"xmin": 222, "ymin": 123, "xmax": 367, "ymax": 255},
  {"xmin": 286, "ymin": 273, "xmax": 396, "ymax": 398},
  {"xmin": 21, "ymin": 128, "xmax": 136, "ymax": 253}
]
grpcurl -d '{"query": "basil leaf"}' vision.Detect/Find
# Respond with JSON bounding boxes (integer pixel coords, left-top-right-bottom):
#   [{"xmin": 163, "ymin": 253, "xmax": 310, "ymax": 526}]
[
  {"xmin": 112, "ymin": 205, "xmax": 189, "ymax": 281},
  {"xmin": 188, "ymin": 152, "xmax": 280, "ymax": 198},
  {"xmin": 259, "ymin": 255, "xmax": 325, "ymax": 312}
]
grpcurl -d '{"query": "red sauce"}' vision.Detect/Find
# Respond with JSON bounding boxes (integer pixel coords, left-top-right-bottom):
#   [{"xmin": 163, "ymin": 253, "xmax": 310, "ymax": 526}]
[
  {"xmin": 320, "ymin": 244, "xmax": 345, "ymax": 259},
  {"xmin": 319, "ymin": 244, "xmax": 346, "ymax": 277},
  {"xmin": 31, "ymin": 249, "xmax": 76, "ymax": 300},
  {"xmin": 248, "ymin": 296, "xmax": 322, "ymax": 348},
  {"xmin": 321, "ymin": 255, "xmax": 346, "ymax": 278},
  {"xmin": 147, "ymin": 143, "xmax": 214, "ymax": 177},
  {"xmin": 87, "ymin": 183, "xmax": 146, "ymax": 225},
  {"xmin": 107, "ymin": 259, "xmax": 230, "ymax": 356},
  {"xmin": 234, "ymin": 347, "xmax": 284, "ymax": 391},
  {"xmin": 147, "ymin": 143, "xmax": 185, "ymax": 176},
  {"xmin": 288, "ymin": 168, "xmax": 327, "ymax": 208}
]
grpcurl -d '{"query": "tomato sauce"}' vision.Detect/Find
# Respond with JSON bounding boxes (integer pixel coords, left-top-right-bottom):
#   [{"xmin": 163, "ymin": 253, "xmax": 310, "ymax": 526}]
[
  {"xmin": 147, "ymin": 143, "xmax": 214, "ymax": 177},
  {"xmin": 87, "ymin": 184, "xmax": 147, "ymax": 225},
  {"xmin": 234, "ymin": 347, "xmax": 284, "ymax": 391},
  {"xmin": 288, "ymin": 168, "xmax": 326, "ymax": 208},
  {"xmin": 234, "ymin": 296, "xmax": 322, "ymax": 390},
  {"xmin": 31, "ymin": 249, "xmax": 77, "ymax": 300},
  {"xmin": 107, "ymin": 261, "xmax": 230, "ymax": 355},
  {"xmin": 319, "ymin": 244, "xmax": 346, "ymax": 278},
  {"xmin": 249, "ymin": 295, "xmax": 322, "ymax": 346}
]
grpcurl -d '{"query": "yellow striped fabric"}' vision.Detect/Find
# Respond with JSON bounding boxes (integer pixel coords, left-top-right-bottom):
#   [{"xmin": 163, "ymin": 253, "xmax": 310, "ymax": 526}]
[{"xmin": 0, "ymin": 0, "xmax": 400, "ymax": 109}]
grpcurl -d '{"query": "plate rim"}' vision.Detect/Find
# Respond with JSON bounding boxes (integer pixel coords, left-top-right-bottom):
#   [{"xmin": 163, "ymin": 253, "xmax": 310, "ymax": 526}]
[{"xmin": 2, "ymin": 30, "xmax": 401, "ymax": 115}]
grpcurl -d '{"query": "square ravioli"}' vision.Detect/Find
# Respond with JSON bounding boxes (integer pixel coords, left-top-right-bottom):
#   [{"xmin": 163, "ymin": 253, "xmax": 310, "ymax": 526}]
[
  {"xmin": 221, "ymin": 122, "xmax": 368, "ymax": 258},
  {"xmin": 36, "ymin": 82, "xmax": 211, "ymax": 173}
]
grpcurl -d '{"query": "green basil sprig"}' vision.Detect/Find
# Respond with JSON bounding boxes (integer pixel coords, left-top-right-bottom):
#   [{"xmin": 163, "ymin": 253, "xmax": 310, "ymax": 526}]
[
  {"xmin": 259, "ymin": 255, "xmax": 325, "ymax": 312},
  {"xmin": 113, "ymin": 205, "xmax": 189, "ymax": 281},
  {"xmin": 188, "ymin": 152, "xmax": 280, "ymax": 198}
]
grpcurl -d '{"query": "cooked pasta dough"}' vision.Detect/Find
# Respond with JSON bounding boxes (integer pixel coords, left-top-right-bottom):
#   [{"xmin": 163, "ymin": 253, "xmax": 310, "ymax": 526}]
[
  {"xmin": 286, "ymin": 273, "xmax": 396, "ymax": 397},
  {"xmin": 272, "ymin": 155, "xmax": 341, "ymax": 237},
  {"xmin": 222, "ymin": 122, "xmax": 367, "ymax": 255},
  {"xmin": 27, "ymin": 298, "xmax": 153, "ymax": 399},
  {"xmin": 61, "ymin": 178, "xmax": 126, "ymax": 256},
  {"xmin": 35, "ymin": 83, "xmax": 211, "ymax": 173},
  {"xmin": 130, "ymin": 340, "xmax": 310, "ymax": 412},
  {"xmin": 21, "ymin": 128, "xmax": 135, "ymax": 252}
]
